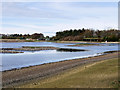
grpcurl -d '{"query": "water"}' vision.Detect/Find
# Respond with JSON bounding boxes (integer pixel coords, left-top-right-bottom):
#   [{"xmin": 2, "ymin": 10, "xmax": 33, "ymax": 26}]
[{"xmin": 0, "ymin": 42, "xmax": 118, "ymax": 71}]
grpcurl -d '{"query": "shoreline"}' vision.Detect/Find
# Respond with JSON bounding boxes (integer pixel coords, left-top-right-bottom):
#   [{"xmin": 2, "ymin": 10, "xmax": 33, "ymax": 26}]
[
  {"xmin": 2, "ymin": 51, "xmax": 118, "ymax": 87},
  {"xmin": 0, "ymin": 39, "xmax": 120, "ymax": 43},
  {"xmin": 19, "ymin": 58, "xmax": 118, "ymax": 88},
  {"xmin": 2, "ymin": 50, "xmax": 118, "ymax": 72},
  {"xmin": 52, "ymin": 41, "xmax": 120, "ymax": 44},
  {"xmin": 2, "ymin": 52, "xmax": 101, "ymax": 72}
]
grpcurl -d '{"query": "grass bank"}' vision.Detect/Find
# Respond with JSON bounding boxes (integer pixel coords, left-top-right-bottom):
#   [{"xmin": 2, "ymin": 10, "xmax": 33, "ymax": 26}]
[
  {"xmin": 66, "ymin": 43, "xmax": 102, "ymax": 47},
  {"xmin": 50, "ymin": 41, "xmax": 120, "ymax": 44},
  {"xmin": 1, "ymin": 39, "xmax": 120, "ymax": 43},
  {"xmin": 19, "ymin": 58, "xmax": 118, "ymax": 88},
  {"xmin": 0, "ymin": 39, "xmax": 45, "ymax": 42}
]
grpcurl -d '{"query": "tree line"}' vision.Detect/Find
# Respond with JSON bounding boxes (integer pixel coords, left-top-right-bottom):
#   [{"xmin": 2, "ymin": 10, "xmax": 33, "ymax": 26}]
[
  {"xmin": 1, "ymin": 28, "xmax": 120, "ymax": 42},
  {"xmin": 51, "ymin": 28, "xmax": 120, "ymax": 42},
  {"xmin": 1, "ymin": 33, "xmax": 44, "ymax": 40}
]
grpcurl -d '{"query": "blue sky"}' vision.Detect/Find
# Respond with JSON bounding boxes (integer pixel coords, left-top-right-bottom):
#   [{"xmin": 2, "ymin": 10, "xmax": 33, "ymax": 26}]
[{"xmin": 1, "ymin": 2, "xmax": 118, "ymax": 36}]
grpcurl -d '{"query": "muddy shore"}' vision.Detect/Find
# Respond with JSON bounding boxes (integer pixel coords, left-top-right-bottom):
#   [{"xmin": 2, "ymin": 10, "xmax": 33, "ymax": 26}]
[
  {"xmin": 0, "ymin": 39, "xmax": 120, "ymax": 43},
  {"xmin": 0, "ymin": 39, "xmax": 45, "ymax": 42},
  {"xmin": 66, "ymin": 43, "xmax": 103, "ymax": 47},
  {"xmin": 2, "ymin": 51, "xmax": 118, "ymax": 87},
  {"xmin": 53, "ymin": 41, "xmax": 120, "ymax": 44},
  {"xmin": 0, "ymin": 50, "xmax": 24, "ymax": 53}
]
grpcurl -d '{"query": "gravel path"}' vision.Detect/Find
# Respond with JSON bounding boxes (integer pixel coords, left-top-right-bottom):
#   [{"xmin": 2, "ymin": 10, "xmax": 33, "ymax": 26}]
[{"xmin": 2, "ymin": 52, "xmax": 118, "ymax": 87}]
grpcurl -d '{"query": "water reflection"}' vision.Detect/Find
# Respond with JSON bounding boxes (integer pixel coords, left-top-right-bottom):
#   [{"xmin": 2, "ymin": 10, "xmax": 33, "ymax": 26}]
[{"xmin": 1, "ymin": 42, "xmax": 118, "ymax": 71}]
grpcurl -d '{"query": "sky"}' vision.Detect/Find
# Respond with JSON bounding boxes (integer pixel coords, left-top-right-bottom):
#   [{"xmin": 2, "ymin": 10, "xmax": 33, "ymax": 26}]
[{"xmin": 1, "ymin": 1, "xmax": 119, "ymax": 36}]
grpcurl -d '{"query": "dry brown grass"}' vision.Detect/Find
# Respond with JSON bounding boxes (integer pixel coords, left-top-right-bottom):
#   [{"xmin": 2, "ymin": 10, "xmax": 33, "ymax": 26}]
[{"xmin": 18, "ymin": 58, "xmax": 118, "ymax": 88}]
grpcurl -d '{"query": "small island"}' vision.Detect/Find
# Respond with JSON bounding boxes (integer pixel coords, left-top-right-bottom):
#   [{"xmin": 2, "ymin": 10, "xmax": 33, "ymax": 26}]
[{"xmin": 1, "ymin": 46, "xmax": 88, "ymax": 53}]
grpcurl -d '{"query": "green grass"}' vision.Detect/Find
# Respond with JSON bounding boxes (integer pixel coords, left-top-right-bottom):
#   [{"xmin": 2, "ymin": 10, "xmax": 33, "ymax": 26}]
[
  {"xmin": 18, "ymin": 58, "xmax": 118, "ymax": 88},
  {"xmin": 67, "ymin": 43, "xmax": 101, "ymax": 47},
  {"xmin": 25, "ymin": 40, "xmax": 34, "ymax": 42}
]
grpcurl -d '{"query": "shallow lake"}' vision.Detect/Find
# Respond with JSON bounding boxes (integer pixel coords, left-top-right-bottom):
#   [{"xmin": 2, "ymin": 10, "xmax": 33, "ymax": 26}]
[{"xmin": 0, "ymin": 42, "xmax": 118, "ymax": 71}]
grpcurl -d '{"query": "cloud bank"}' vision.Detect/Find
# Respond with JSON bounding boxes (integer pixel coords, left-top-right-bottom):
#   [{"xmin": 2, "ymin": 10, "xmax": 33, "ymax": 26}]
[{"xmin": 1, "ymin": 2, "xmax": 118, "ymax": 36}]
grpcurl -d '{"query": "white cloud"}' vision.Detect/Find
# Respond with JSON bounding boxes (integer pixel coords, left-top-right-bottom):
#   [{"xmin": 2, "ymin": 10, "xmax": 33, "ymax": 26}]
[
  {"xmin": 2, "ymin": 0, "xmax": 119, "ymax": 2},
  {"xmin": 2, "ymin": 16, "xmax": 117, "ymax": 36},
  {"xmin": 1, "ymin": 2, "xmax": 118, "ymax": 36}
]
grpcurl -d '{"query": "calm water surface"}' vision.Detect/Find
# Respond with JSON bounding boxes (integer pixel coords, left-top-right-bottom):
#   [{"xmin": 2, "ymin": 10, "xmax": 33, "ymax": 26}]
[{"xmin": 0, "ymin": 42, "xmax": 118, "ymax": 71}]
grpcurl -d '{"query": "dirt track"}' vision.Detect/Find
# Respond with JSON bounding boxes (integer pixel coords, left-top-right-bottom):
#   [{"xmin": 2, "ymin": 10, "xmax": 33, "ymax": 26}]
[{"xmin": 2, "ymin": 52, "xmax": 118, "ymax": 87}]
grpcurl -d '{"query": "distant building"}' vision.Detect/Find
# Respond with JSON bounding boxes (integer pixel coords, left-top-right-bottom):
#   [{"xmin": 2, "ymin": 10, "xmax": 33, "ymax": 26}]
[
  {"xmin": 26, "ymin": 38, "xmax": 32, "ymax": 40},
  {"xmin": 45, "ymin": 38, "xmax": 50, "ymax": 41}
]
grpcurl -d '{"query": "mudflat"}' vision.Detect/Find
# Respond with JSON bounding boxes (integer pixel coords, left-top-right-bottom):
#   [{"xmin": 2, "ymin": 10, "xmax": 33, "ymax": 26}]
[{"xmin": 2, "ymin": 52, "xmax": 118, "ymax": 87}]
